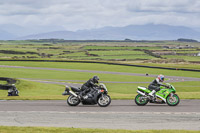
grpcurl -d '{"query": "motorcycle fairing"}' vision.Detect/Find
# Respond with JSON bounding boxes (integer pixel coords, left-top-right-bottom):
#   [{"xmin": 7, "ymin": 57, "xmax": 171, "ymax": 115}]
[
  {"xmin": 137, "ymin": 86, "xmax": 151, "ymax": 93},
  {"xmin": 137, "ymin": 85, "xmax": 176, "ymax": 103},
  {"xmin": 71, "ymin": 86, "xmax": 81, "ymax": 92}
]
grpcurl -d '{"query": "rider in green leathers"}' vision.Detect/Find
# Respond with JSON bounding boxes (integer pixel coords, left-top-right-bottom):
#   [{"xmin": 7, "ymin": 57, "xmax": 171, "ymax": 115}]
[{"xmin": 148, "ymin": 74, "xmax": 169, "ymax": 98}]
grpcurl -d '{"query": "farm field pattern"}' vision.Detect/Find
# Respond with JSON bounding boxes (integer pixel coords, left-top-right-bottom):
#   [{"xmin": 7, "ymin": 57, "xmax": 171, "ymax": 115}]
[{"xmin": 0, "ymin": 40, "xmax": 200, "ymax": 63}]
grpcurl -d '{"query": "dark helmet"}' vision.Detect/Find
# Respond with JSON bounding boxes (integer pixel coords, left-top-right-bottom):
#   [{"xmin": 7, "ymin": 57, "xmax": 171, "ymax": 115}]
[{"xmin": 92, "ymin": 76, "xmax": 99, "ymax": 83}]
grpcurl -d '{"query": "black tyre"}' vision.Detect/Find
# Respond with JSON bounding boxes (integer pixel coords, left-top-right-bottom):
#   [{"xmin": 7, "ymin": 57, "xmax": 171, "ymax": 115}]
[
  {"xmin": 166, "ymin": 93, "xmax": 180, "ymax": 106},
  {"xmin": 135, "ymin": 94, "xmax": 149, "ymax": 106},
  {"xmin": 97, "ymin": 94, "xmax": 111, "ymax": 107},
  {"xmin": 67, "ymin": 95, "xmax": 80, "ymax": 106}
]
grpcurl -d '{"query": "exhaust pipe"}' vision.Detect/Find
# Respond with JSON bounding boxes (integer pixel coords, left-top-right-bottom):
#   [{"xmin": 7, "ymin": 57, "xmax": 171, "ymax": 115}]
[
  {"xmin": 63, "ymin": 86, "xmax": 78, "ymax": 97},
  {"xmin": 69, "ymin": 91, "xmax": 78, "ymax": 97},
  {"xmin": 137, "ymin": 90, "xmax": 146, "ymax": 96}
]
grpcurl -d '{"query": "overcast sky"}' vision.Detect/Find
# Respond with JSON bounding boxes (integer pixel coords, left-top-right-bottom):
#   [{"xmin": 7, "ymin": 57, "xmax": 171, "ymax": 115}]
[{"xmin": 0, "ymin": 0, "xmax": 200, "ymax": 31}]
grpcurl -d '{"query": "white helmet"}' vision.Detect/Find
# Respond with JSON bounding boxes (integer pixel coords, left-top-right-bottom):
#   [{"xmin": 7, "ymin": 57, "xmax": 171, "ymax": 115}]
[{"xmin": 157, "ymin": 74, "xmax": 164, "ymax": 82}]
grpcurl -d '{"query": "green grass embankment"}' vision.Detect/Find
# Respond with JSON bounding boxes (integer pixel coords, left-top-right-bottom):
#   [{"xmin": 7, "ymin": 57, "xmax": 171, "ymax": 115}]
[
  {"xmin": 0, "ymin": 126, "xmax": 199, "ymax": 133},
  {"xmin": 0, "ymin": 61, "xmax": 199, "ymax": 100},
  {"xmin": 0, "ymin": 80, "xmax": 64, "ymax": 100},
  {"xmin": 0, "ymin": 79, "xmax": 200, "ymax": 100},
  {"xmin": 0, "ymin": 61, "xmax": 199, "ymax": 78}
]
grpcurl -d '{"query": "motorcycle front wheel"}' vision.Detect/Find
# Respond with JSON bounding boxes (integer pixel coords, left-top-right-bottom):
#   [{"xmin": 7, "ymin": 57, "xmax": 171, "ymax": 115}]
[
  {"xmin": 67, "ymin": 95, "xmax": 80, "ymax": 106},
  {"xmin": 166, "ymin": 93, "xmax": 180, "ymax": 106},
  {"xmin": 97, "ymin": 94, "xmax": 111, "ymax": 107},
  {"xmin": 135, "ymin": 94, "xmax": 149, "ymax": 106}
]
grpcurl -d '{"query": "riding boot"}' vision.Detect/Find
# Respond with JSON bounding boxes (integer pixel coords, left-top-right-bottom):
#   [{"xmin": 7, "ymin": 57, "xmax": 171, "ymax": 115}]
[
  {"xmin": 62, "ymin": 88, "xmax": 69, "ymax": 95},
  {"xmin": 149, "ymin": 90, "xmax": 156, "ymax": 96},
  {"xmin": 78, "ymin": 91, "xmax": 86, "ymax": 100},
  {"xmin": 149, "ymin": 90, "xmax": 156, "ymax": 102}
]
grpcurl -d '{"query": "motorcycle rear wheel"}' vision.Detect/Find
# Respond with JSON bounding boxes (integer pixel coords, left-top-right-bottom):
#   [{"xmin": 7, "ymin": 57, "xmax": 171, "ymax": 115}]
[
  {"xmin": 97, "ymin": 94, "xmax": 111, "ymax": 107},
  {"xmin": 135, "ymin": 94, "xmax": 149, "ymax": 106},
  {"xmin": 166, "ymin": 94, "xmax": 180, "ymax": 106},
  {"xmin": 67, "ymin": 95, "xmax": 80, "ymax": 106}
]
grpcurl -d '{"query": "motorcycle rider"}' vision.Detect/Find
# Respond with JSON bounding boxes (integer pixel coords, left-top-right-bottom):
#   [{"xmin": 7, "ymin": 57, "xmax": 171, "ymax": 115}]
[
  {"xmin": 78, "ymin": 76, "xmax": 100, "ymax": 100},
  {"xmin": 148, "ymin": 74, "xmax": 169, "ymax": 98}
]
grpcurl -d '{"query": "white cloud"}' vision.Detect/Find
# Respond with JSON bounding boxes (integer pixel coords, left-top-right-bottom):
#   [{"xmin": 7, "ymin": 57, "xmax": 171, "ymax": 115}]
[{"xmin": 0, "ymin": 0, "xmax": 200, "ymax": 33}]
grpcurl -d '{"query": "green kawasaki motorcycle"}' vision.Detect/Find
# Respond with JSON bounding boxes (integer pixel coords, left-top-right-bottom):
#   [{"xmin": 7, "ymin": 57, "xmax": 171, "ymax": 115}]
[{"xmin": 135, "ymin": 83, "xmax": 180, "ymax": 106}]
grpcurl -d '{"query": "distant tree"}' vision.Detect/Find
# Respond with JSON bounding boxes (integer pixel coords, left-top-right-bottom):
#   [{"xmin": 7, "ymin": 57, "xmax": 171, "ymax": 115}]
[
  {"xmin": 177, "ymin": 38, "xmax": 198, "ymax": 42},
  {"xmin": 124, "ymin": 38, "xmax": 132, "ymax": 41}
]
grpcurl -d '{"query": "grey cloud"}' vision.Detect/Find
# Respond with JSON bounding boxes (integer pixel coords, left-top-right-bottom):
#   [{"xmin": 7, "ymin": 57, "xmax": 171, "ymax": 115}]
[
  {"xmin": 126, "ymin": 0, "xmax": 200, "ymax": 13},
  {"xmin": 0, "ymin": 5, "xmax": 40, "ymax": 16},
  {"xmin": 0, "ymin": 0, "xmax": 200, "ymax": 32}
]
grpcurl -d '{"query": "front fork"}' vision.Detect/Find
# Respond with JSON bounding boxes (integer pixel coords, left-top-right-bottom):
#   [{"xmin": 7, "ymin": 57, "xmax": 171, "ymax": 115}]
[
  {"xmin": 100, "ymin": 93, "xmax": 105, "ymax": 99},
  {"xmin": 99, "ymin": 93, "xmax": 108, "ymax": 101},
  {"xmin": 169, "ymin": 93, "xmax": 176, "ymax": 101}
]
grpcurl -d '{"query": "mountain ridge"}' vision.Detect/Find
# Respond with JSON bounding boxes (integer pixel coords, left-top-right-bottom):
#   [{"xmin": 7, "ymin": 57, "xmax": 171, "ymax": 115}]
[{"xmin": 1, "ymin": 24, "xmax": 200, "ymax": 40}]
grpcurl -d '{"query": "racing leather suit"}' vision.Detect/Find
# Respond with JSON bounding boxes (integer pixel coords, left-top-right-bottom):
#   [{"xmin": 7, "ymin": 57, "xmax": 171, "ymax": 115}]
[
  {"xmin": 80, "ymin": 78, "xmax": 98, "ymax": 97},
  {"xmin": 148, "ymin": 78, "xmax": 168, "ymax": 92}
]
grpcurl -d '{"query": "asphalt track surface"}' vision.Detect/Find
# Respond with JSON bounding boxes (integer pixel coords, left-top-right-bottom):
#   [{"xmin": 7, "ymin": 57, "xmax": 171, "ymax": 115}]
[{"xmin": 0, "ymin": 100, "xmax": 200, "ymax": 130}]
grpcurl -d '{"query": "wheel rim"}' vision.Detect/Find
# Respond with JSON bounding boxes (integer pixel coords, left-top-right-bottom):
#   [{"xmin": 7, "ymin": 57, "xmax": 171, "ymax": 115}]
[
  {"xmin": 68, "ymin": 96, "xmax": 79, "ymax": 104},
  {"xmin": 136, "ymin": 95, "xmax": 147, "ymax": 104},
  {"xmin": 98, "ymin": 95, "xmax": 110, "ymax": 106},
  {"xmin": 167, "ymin": 95, "xmax": 179, "ymax": 105}
]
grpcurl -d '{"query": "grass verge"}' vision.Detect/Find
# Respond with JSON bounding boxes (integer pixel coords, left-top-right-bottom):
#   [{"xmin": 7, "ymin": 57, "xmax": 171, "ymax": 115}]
[
  {"xmin": 0, "ymin": 80, "xmax": 64, "ymax": 100},
  {"xmin": 0, "ymin": 126, "xmax": 199, "ymax": 133},
  {"xmin": 1, "ymin": 80, "xmax": 200, "ymax": 100}
]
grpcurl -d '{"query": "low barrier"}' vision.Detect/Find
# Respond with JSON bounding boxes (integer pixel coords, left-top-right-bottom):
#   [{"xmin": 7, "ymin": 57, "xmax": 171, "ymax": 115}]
[
  {"xmin": 0, "ymin": 77, "xmax": 17, "ymax": 90},
  {"xmin": 0, "ymin": 59, "xmax": 200, "ymax": 72}
]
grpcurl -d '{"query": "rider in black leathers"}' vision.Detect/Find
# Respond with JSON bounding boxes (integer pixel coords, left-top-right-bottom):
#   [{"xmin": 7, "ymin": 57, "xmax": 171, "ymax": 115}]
[
  {"xmin": 62, "ymin": 76, "xmax": 99, "ymax": 99},
  {"xmin": 78, "ymin": 76, "xmax": 99, "ymax": 99}
]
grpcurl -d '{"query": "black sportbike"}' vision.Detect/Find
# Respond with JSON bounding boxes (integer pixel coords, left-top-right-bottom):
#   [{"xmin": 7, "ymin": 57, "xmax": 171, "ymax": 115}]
[{"xmin": 63, "ymin": 83, "xmax": 111, "ymax": 107}]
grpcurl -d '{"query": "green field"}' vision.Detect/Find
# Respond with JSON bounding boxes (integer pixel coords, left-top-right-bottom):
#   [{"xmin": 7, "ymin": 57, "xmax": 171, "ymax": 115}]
[
  {"xmin": 88, "ymin": 50, "xmax": 146, "ymax": 55},
  {"xmin": 0, "ymin": 61, "xmax": 199, "ymax": 78},
  {"xmin": 84, "ymin": 45, "xmax": 163, "ymax": 50},
  {"xmin": 162, "ymin": 55, "xmax": 200, "ymax": 61}
]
